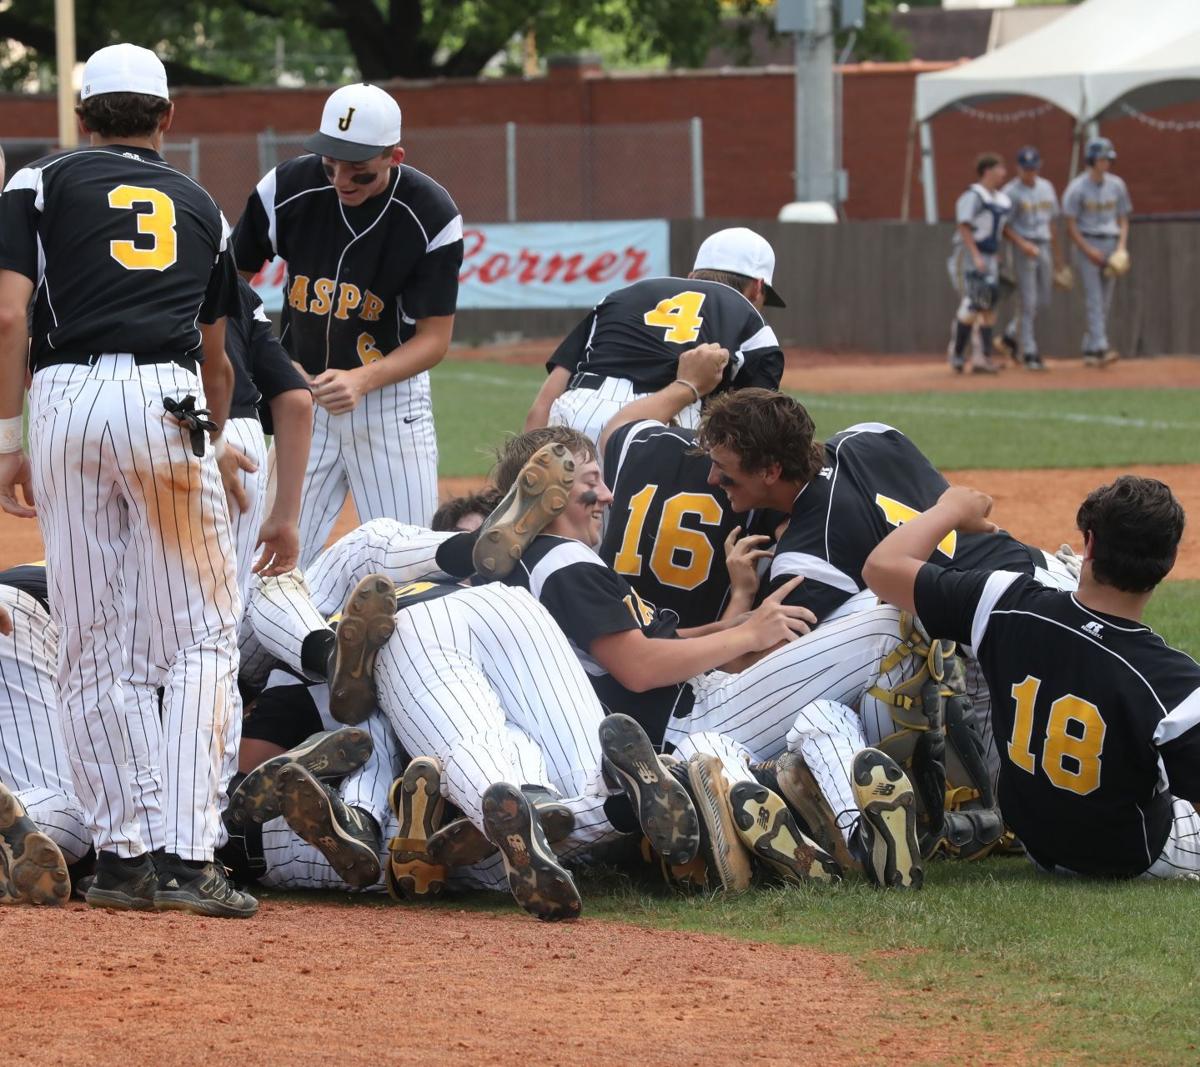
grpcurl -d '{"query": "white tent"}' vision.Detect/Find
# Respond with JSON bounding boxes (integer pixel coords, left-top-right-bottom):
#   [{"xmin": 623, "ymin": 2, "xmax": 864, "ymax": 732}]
[{"xmin": 909, "ymin": 0, "xmax": 1200, "ymax": 220}]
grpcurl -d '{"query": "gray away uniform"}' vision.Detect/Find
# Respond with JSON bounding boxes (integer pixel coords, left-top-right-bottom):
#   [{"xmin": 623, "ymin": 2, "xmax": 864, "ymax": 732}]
[
  {"xmin": 1062, "ymin": 172, "xmax": 1131, "ymax": 353},
  {"xmin": 1002, "ymin": 176, "xmax": 1058, "ymax": 357}
]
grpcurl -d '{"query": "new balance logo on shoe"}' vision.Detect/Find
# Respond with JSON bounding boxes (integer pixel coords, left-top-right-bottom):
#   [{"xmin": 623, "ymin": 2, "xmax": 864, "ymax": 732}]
[
  {"xmin": 634, "ymin": 761, "xmax": 658, "ymax": 785},
  {"xmin": 871, "ymin": 782, "xmax": 896, "ymax": 797},
  {"xmin": 756, "ymin": 807, "xmax": 770, "ymax": 831},
  {"xmin": 1082, "ymin": 621, "xmax": 1104, "ymax": 639}
]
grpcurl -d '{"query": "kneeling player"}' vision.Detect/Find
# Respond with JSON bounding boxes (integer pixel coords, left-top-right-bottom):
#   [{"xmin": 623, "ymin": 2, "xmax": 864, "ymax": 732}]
[{"xmin": 864, "ymin": 477, "xmax": 1200, "ymax": 879}]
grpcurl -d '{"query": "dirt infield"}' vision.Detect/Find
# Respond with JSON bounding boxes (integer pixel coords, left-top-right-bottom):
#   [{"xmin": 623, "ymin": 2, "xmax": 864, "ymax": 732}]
[{"xmin": 0, "ymin": 900, "xmax": 1020, "ymax": 1066}]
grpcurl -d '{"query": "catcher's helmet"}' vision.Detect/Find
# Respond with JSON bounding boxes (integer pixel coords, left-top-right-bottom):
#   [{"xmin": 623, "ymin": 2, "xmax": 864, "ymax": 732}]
[{"xmin": 1085, "ymin": 137, "xmax": 1117, "ymax": 164}]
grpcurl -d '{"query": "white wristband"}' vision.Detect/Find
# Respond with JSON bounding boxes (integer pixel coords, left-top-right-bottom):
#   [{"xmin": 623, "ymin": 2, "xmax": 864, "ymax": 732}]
[
  {"xmin": 0, "ymin": 417, "xmax": 22, "ymax": 455},
  {"xmin": 673, "ymin": 379, "xmax": 702, "ymax": 405},
  {"xmin": 213, "ymin": 433, "xmax": 227, "ymax": 460}
]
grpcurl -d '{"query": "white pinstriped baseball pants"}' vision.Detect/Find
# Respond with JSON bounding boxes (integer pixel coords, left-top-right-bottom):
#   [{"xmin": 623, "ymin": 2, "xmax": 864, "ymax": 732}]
[
  {"xmin": 0, "ymin": 586, "xmax": 90, "ymax": 863},
  {"xmin": 550, "ymin": 376, "xmax": 700, "ymax": 460},
  {"xmin": 667, "ymin": 603, "xmax": 922, "ymax": 837},
  {"xmin": 29, "ymin": 357, "xmax": 240, "ymax": 862},
  {"xmin": 297, "ymin": 378, "xmax": 439, "ymax": 569}
]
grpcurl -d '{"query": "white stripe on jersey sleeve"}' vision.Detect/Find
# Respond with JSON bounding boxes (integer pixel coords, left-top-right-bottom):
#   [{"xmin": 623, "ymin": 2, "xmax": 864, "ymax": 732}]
[
  {"xmin": 770, "ymin": 551, "xmax": 858, "ymax": 594},
  {"xmin": 256, "ymin": 168, "xmax": 279, "ymax": 254},
  {"xmin": 1154, "ymin": 687, "xmax": 1200, "ymax": 746},
  {"xmin": 737, "ymin": 322, "xmax": 779, "ymax": 355},
  {"xmin": 968, "ymin": 570, "xmax": 1022, "ymax": 654},
  {"xmin": 527, "ymin": 540, "xmax": 608, "ymax": 601},
  {"xmin": 427, "ymin": 214, "xmax": 463, "ymax": 253},
  {"xmin": 840, "ymin": 421, "xmax": 899, "ymax": 435},
  {"xmin": 613, "ymin": 419, "xmax": 666, "ymax": 482},
  {"xmin": 218, "ymin": 211, "xmax": 232, "ymax": 253},
  {"xmin": 5, "ymin": 166, "xmax": 44, "ymax": 211}
]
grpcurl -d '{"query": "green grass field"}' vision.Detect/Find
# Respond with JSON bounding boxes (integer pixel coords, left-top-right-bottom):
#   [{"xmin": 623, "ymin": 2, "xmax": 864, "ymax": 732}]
[{"xmin": 427, "ymin": 357, "xmax": 1200, "ymax": 1061}]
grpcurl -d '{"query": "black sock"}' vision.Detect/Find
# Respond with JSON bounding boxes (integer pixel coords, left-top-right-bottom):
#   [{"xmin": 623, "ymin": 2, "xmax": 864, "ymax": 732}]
[
  {"xmin": 979, "ymin": 326, "xmax": 994, "ymax": 357},
  {"xmin": 953, "ymin": 320, "xmax": 972, "ymax": 357},
  {"xmin": 300, "ymin": 630, "xmax": 337, "ymax": 678},
  {"xmin": 435, "ymin": 531, "xmax": 479, "ymax": 578},
  {"xmin": 603, "ymin": 793, "xmax": 639, "ymax": 835}
]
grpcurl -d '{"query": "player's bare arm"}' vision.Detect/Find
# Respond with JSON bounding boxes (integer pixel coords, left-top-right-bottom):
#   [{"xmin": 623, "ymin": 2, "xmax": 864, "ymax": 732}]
[
  {"xmin": 253, "ymin": 387, "xmax": 313, "ymax": 575},
  {"xmin": 525, "ymin": 365, "xmax": 571, "ymax": 430},
  {"xmin": 312, "ymin": 313, "xmax": 453, "ymax": 414},
  {"xmin": 0, "ymin": 603, "xmax": 11, "ymax": 637},
  {"xmin": 589, "ymin": 576, "xmax": 814, "ymax": 691},
  {"xmin": 1117, "ymin": 212, "xmax": 1130, "ymax": 255},
  {"xmin": 596, "ymin": 343, "xmax": 729, "ymax": 455},
  {"xmin": 863, "ymin": 486, "xmax": 997, "ymax": 613},
  {"xmin": 0, "ymin": 269, "xmax": 36, "ymax": 518}
]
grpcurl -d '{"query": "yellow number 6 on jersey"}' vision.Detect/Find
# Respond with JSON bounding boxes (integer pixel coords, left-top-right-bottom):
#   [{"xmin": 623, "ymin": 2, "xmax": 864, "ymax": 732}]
[
  {"xmin": 643, "ymin": 291, "xmax": 706, "ymax": 344},
  {"xmin": 108, "ymin": 185, "xmax": 177, "ymax": 271}
]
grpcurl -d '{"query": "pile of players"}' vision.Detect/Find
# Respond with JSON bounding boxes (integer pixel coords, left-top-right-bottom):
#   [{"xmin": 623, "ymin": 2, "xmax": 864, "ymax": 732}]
[{"xmin": 0, "ymin": 46, "xmax": 1197, "ymax": 924}]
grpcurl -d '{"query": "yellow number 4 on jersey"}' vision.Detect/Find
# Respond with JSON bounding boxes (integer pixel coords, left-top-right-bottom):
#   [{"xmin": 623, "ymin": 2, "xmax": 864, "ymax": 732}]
[{"xmin": 643, "ymin": 291, "xmax": 707, "ymax": 344}]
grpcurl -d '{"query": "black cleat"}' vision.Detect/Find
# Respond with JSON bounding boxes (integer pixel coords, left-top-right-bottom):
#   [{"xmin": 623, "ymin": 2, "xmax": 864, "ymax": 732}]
[
  {"xmin": 728, "ymin": 780, "xmax": 841, "ymax": 885},
  {"xmin": 599, "ymin": 713, "xmax": 699, "ymax": 866},
  {"xmin": 225, "ymin": 727, "xmax": 374, "ymax": 828},
  {"xmin": 850, "ymin": 748, "xmax": 923, "ymax": 890},
  {"xmin": 0, "ymin": 782, "xmax": 70, "ymax": 906},
  {"xmin": 86, "ymin": 850, "xmax": 159, "ymax": 912},
  {"xmin": 154, "ymin": 853, "xmax": 259, "ymax": 918},
  {"xmin": 482, "ymin": 782, "xmax": 581, "ymax": 922},
  {"xmin": 473, "ymin": 443, "xmax": 575, "ymax": 580},
  {"xmin": 328, "ymin": 574, "xmax": 397, "ymax": 725},
  {"xmin": 752, "ymin": 752, "xmax": 860, "ymax": 874},
  {"xmin": 277, "ymin": 763, "xmax": 382, "ymax": 889},
  {"xmin": 427, "ymin": 797, "xmax": 574, "ymax": 869}
]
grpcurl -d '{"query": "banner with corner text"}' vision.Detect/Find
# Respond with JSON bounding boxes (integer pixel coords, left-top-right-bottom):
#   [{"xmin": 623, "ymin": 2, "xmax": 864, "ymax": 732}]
[{"xmin": 247, "ymin": 219, "xmax": 670, "ymax": 313}]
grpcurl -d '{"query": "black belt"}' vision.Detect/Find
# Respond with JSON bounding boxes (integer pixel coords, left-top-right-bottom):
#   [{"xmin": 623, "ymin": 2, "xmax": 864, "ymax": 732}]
[
  {"xmin": 229, "ymin": 404, "xmax": 259, "ymax": 420},
  {"xmin": 35, "ymin": 353, "xmax": 197, "ymax": 374},
  {"xmin": 568, "ymin": 371, "xmax": 606, "ymax": 390},
  {"xmin": 1081, "ymin": 232, "xmax": 1116, "ymax": 240}
]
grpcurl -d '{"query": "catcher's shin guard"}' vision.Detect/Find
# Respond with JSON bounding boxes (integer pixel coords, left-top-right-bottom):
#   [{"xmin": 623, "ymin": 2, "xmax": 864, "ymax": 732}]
[
  {"xmin": 943, "ymin": 692, "xmax": 995, "ymax": 810},
  {"xmin": 908, "ymin": 679, "xmax": 949, "ymax": 851}
]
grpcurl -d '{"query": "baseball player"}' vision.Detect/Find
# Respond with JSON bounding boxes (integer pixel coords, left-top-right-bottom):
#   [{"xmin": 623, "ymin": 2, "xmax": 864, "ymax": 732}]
[
  {"xmin": 864, "ymin": 476, "xmax": 1200, "ymax": 879},
  {"xmin": 998, "ymin": 147, "xmax": 1064, "ymax": 372},
  {"xmin": 233, "ymin": 82, "xmax": 464, "ymax": 566},
  {"xmin": 947, "ymin": 152, "xmax": 1026, "ymax": 374},
  {"xmin": 0, "ymin": 44, "xmax": 255, "ymax": 917},
  {"xmin": 525, "ymin": 227, "xmax": 785, "ymax": 453},
  {"xmin": 1063, "ymin": 137, "xmax": 1131, "ymax": 367},
  {"xmin": 0, "ymin": 564, "xmax": 79, "ymax": 905},
  {"xmin": 592, "ymin": 343, "xmax": 756, "ymax": 629}
]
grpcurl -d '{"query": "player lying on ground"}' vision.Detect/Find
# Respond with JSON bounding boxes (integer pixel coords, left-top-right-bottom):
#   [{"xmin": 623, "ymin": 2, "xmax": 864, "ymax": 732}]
[
  {"xmin": 863, "ymin": 476, "xmax": 1200, "ymax": 880},
  {"xmin": 461, "ymin": 436, "xmax": 941, "ymax": 889}
]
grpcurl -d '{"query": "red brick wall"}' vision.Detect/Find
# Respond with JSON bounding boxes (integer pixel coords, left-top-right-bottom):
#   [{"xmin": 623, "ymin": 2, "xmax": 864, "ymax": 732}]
[{"xmin": 4, "ymin": 64, "xmax": 1198, "ymax": 219}]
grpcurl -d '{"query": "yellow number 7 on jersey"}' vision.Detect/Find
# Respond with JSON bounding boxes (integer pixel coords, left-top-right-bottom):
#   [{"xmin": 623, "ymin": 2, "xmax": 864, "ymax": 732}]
[
  {"xmin": 643, "ymin": 291, "xmax": 707, "ymax": 344},
  {"xmin": 108, "ymin": 185, "xmax": 178, "ymax": 271}
]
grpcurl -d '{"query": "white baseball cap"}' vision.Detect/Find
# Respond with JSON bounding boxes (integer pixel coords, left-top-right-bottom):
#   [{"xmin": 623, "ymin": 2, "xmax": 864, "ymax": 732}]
[
  {"xmin": 81, "ymin": 44, "xmax": 169, "ymax": 101},
  {"xmin": 304, "ymin": 83, "xmax": 402, "ymax": 163},
  {"xmin": 692, "ymin": 227, "xmax": 785, "ymax": 307}
]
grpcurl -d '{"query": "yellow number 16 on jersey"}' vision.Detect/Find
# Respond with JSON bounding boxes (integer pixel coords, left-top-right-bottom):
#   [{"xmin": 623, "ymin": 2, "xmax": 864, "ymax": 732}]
[{"xmin": 108, "ymin": 185, "xmax": 178, "ymax": 272}]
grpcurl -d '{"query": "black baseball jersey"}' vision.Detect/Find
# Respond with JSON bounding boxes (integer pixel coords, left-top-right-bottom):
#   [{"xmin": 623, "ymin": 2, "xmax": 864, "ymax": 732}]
[
  {"xmin": 600, "ymin": 420, "xmax": 748, "ymax": 628},
  {"xmin": 227, "ymin": 277, "xmax": 308, "ymax": 431},
  {"xmin": 548, "ymin": 277, "xmax": 784, "ymax": 393},
  {"xmin": 0, "ymin": 564, "xmax": 49, "ymax": 612},
  {"xmin": 916, "ymin": 565, "xmax": 1200, "ymax": 877},
  {"xmin": 504, "ymin": 535, "xmax": 693, "ymax": 744},
  {"xmin": 232, "ymin": 155, "xmax": 463, "ymax": 376},
  {"xmin": 0, "ymin": 145, "xmax": 236, "ymax": 368},
  {"xmin": 767, "ymin": 423, "xmax": 1037, "ymax": 622}
]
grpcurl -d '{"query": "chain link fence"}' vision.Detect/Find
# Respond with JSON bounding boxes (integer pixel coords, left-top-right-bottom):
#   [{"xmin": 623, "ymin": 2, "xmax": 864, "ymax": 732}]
[{"xmin": 2, "ymin": 120, "xmax": 705, "ymax": 223}]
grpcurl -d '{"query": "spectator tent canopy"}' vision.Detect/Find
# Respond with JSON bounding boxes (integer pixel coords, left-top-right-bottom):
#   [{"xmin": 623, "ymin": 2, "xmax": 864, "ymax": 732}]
[{"xmin": 910, "ymin": 0, "xmax": 1200, "ymax": 220}]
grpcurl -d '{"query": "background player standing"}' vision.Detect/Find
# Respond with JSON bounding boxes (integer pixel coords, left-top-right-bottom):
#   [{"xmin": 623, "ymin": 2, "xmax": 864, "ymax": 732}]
[
  {"xmin": 946, "ymin": 152, "xmax": 1035, "ymax": 374},
  {"xmin": 1063, "ymin": 137, "xmax": 1131, "ymax": 368},
  {"xmin": 525, "ymin": 227, "xmax": 785, "ymax": 452},
  {"xmin": 998, "ymin": 146, "xmax": 1063, "ymax": 372},
  {"xmin": 0, "ymin": 44, "xmax": 255, "ymax": 916},
  {"xmin": 234, "ymin": 82, "xmax": 464, "ymax": 566}
]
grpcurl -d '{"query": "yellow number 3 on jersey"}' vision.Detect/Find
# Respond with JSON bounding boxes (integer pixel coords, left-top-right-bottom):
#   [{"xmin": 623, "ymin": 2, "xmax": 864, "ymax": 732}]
[
  {"xmin": 108, "ymin": 185, "xmax": 178, "ymax": 271},
  {"xmin": 643, "ymin": 291, "xmax": 707, "ymax": 344}
]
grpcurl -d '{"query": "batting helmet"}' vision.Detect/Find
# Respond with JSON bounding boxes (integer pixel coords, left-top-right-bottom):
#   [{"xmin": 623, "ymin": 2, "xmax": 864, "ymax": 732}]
[{"xmin": 1085, "ymin": 137, "xmax": 1117, "ymax": 164}]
